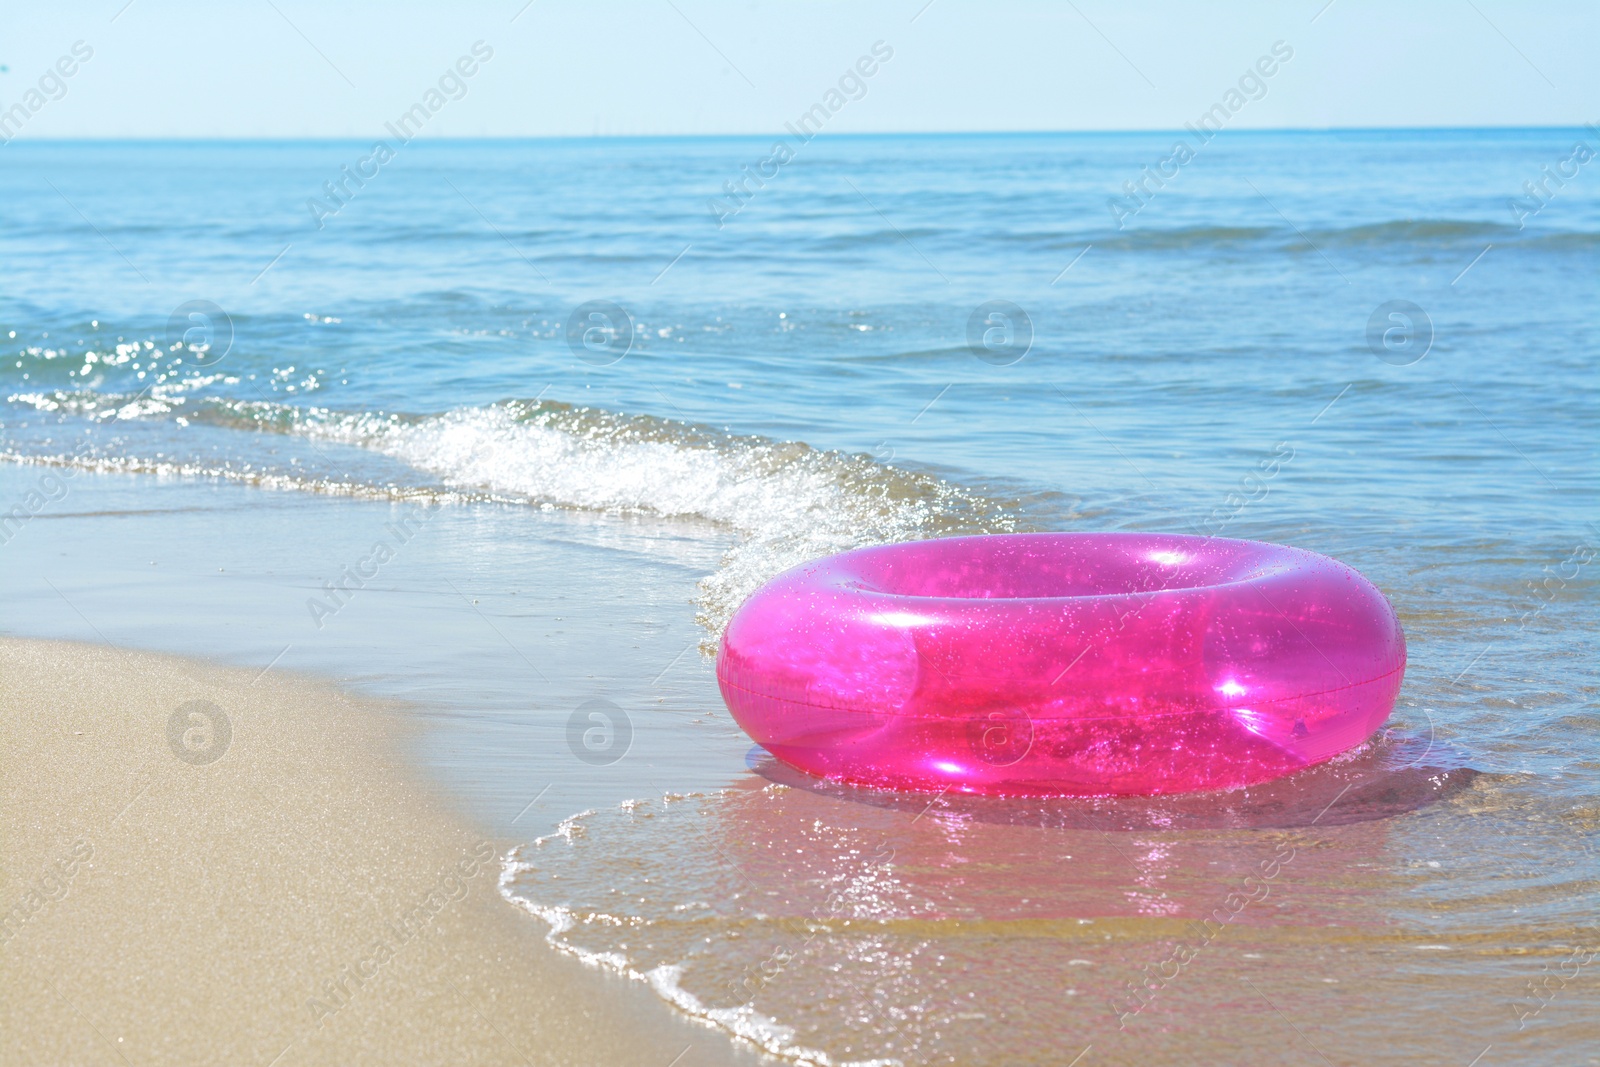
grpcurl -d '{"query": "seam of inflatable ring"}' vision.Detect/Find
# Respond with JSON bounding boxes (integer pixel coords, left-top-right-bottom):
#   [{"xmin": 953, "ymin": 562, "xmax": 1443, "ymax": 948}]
[
  {"xmin": 715, "ymin": 670, "xmax": 1404, "ymax": 723},
  {"xmin": 717, "ymin": 677, "xmax": 1405, "ymax": 720}
]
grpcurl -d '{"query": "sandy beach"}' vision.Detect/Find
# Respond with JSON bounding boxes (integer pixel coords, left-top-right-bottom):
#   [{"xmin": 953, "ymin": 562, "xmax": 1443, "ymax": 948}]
[{"xmin": 0, "ymin": 636, "xmax": 756, "ymax": 1067}]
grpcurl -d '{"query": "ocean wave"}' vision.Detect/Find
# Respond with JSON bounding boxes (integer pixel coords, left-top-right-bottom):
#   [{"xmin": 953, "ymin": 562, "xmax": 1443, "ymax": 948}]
[
  {"xmin": 1089, "ymin": 218, "xmax": 1585, "ymax": 252},
  {"xmin": 1524, "ymin": 229, "xmax": 1600, "ymax": 249},
  {"xmin": 1103, "ymin": 223, "xmax": 1281, "ymax": 248},
  {"xmin": 3, "ymin": 391, "xmax": 1017, "ymax": 641},
  {"xmin": 303, "ymin": 398, "xmax": 1016, "ymax": 641},
  {"xmin": 1308, "ymin": 218, "xmax": 1511, "ymax": 244},
  {"xmin": 805, "ymin": 227, "xmax": 947, "ymax": 252}
]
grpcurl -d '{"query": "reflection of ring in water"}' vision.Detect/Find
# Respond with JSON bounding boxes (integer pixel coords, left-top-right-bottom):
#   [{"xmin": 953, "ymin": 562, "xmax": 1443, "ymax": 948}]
[{"xmin": 742, "ymin": 731, "xmax": 1474, "ymax": 832}]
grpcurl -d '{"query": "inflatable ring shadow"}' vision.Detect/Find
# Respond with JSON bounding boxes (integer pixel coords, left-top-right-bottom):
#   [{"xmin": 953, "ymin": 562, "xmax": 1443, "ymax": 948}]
[{"xmin": 743, "ymin": 726, "xmax": 1476, "ymax": 832}]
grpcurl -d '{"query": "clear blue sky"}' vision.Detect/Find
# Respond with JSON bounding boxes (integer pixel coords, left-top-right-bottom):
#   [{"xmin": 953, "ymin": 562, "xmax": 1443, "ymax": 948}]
[{"xmin": 3, "ymin": 1, "xmax": 1595, "ymax": 138}]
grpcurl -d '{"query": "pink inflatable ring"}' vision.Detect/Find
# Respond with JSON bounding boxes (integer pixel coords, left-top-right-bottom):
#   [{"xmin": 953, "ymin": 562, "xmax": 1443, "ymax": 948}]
[{"xmin": 716, "ymin": 533, "xmax": 1405, "ymax": 796}]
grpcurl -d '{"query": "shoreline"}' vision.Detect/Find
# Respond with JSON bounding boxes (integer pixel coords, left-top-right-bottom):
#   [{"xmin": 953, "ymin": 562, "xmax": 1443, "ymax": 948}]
[{"xmin": 0, "ymin": 636, "xmax": 758, "ymax": 1066}]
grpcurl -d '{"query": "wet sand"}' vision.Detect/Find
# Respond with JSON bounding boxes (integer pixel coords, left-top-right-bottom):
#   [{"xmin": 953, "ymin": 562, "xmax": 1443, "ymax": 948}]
[{"xmin": 0, "ymin": 636, "xmax": 757, "ymax": 1067}]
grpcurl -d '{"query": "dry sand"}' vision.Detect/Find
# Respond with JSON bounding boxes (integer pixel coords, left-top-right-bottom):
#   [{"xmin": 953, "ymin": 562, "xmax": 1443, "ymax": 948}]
[{"xmin": 0, "ymin": 637, "xmax": 754, "ymax": 1066}]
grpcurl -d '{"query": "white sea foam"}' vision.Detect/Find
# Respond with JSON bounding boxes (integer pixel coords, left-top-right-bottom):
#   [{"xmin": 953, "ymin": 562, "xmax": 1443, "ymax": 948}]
[
  {"xmin": 533, "ymin": 809, "xmax": 596, "ymax": 846},
  {"xmin": 9, "ymin": 393, "xmax": 1014, "ymax": 639},
  {"xmin": 499, "ymin": 804, "xmax": 905, "ymax": 1067},
  {"xmin": 307, "ymin": 400, "xmax": 1012, "ymax": 640}
]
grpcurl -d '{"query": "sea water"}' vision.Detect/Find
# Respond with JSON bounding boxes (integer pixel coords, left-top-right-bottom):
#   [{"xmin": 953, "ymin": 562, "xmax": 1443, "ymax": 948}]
[{"xmin": 2, "ymin": 131, "xmax": 1596, "ymax": 1065}]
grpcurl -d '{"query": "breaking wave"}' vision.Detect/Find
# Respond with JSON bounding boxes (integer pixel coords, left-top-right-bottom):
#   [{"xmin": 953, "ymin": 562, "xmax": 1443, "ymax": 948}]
[{"xmin": 4, "ymin": 390, "xmax": 1017, "ymax": 641}]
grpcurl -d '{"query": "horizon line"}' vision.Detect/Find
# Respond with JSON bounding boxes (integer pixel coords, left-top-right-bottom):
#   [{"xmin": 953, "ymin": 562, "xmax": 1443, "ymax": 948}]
[{"xmin": 4, "ymin": 123, "xmax": 1596, "ymax": 145}]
